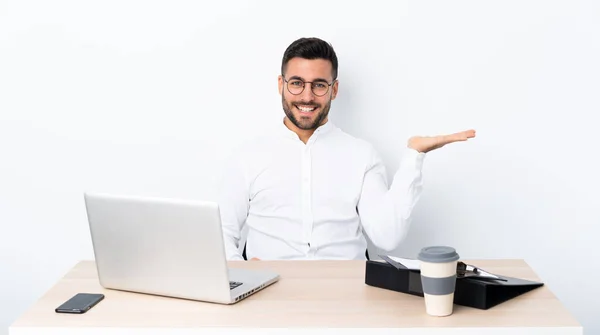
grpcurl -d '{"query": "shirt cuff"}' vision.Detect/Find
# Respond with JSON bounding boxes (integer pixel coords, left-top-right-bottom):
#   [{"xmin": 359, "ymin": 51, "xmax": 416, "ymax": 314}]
[
  {"xmin": 401, "ymin": 147, "xmax": 426, "ymax": 171},
  {"xmin": 228, "ymin": 253, "xmax": 245, "ymax": 261}
]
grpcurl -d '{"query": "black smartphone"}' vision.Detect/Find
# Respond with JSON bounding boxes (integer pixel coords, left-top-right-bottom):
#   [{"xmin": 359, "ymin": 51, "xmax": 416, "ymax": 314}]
[{"xmin": 55, "ymin": 293, "xmax": 105, "ymax": 314}]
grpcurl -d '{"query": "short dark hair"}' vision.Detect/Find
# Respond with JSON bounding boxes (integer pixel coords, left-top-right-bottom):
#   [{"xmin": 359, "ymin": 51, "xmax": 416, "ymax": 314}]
[{"xmin": 281, "ymin": 37, "xmax": 338, "ymax": 80}]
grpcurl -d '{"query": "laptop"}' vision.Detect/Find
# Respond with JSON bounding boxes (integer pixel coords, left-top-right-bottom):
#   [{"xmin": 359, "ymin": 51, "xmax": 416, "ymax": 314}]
[{"xmin": 83, "ymin": 192, "xmax": 279, "ymax": 304}]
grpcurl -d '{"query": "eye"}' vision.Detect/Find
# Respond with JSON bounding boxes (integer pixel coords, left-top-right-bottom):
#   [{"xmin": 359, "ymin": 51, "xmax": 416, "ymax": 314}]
[
  {"xmin": 289, "ymin": 80, "xmax": 303, "ymax": 87},
  {"xmin": 313, "ymin": 82, "xmax": 327, "ymax": 89}
]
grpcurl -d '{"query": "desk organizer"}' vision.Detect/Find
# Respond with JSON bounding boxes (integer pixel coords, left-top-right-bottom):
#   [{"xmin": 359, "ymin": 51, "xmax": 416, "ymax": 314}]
[{"xmin": 364, "ymin": 260, "xmax": 544, "ymax": 310}]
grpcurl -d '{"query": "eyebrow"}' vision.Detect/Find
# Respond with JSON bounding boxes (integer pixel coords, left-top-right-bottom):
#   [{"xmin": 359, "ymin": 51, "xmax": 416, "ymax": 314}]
[{"xmin": 289, "ymin": 75, "xmax": 330, "ymax": 82}]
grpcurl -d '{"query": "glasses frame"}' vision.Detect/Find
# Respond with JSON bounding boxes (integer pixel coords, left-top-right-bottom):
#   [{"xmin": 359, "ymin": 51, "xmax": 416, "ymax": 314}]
[{"xmin": 282, "ymin": 75, "xmax": 336, "ymax": 97}]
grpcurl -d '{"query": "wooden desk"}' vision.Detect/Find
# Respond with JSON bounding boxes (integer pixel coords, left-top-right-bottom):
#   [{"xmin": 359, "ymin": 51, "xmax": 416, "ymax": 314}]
[{"xmin": 10, "ymin": 259, "xmax": 581, "ymax": 334}]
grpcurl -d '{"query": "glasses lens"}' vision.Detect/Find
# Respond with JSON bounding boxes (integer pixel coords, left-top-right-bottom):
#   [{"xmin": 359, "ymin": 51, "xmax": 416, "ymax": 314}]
[
  {"xmin": 311, "ymin": 81, "xmax": 329, "ymax": 96},
  {"xmin": 287, "ymin": 80, "xmax": 304, "ymax": 95}
]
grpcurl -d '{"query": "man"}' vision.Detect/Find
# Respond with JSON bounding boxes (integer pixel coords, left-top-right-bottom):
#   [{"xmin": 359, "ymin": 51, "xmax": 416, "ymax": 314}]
[{"xmin": 219, "ymin": 37, "xmax": 475, "ymax": 261}]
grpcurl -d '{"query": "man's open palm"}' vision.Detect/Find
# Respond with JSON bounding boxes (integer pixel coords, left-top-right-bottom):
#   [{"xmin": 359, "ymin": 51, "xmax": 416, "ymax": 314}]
[{"xmin": 408, "ymin": 129, "xmax": 476, "ymax": 153}]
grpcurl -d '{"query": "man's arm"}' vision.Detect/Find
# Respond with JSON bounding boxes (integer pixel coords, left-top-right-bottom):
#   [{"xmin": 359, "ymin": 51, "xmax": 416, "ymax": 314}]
[
  {"xmin": 358, "ymin": 129, "xmax": 476, "ymax": 251},
  {"xmin": 357, "ymin": 147, "xmax": 425, "ymax": 251},
  {"xmin": 218, "ymin": 154, "xmax": 250, "ymax": 260}
]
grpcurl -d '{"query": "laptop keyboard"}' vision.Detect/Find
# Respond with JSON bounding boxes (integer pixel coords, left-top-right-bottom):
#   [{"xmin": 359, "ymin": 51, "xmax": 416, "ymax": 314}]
[{"xmin": 229, "ymin": 281, "xmax": 243, "ymax": 290}]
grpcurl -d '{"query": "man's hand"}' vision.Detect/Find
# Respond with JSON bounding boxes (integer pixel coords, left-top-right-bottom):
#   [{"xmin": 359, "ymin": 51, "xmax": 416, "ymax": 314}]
[{"xmin": 408, "ymin": 129, "xmax": 476, "ymax": 153}]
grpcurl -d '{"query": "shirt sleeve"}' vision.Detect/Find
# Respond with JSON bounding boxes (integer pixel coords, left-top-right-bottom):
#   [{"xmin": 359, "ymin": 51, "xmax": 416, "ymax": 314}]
[
  {"xmin": 357, "ymin": 146, "xmax": 425, "ymax": 251},
  {"xmin": 217, "ymin": 153, "xmax": 250, "ymax": 260}
]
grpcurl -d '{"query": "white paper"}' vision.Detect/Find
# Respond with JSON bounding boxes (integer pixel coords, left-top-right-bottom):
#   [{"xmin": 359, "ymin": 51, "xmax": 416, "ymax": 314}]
[{"xmin": 387, "ymin": 256, "xmax": 421, "ymax": 270}]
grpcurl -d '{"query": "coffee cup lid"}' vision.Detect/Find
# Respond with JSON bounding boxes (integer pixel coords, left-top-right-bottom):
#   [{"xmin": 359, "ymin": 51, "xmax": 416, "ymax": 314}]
[{"xmin": 418, "ymin": 246, "xmax": 460, "ymax": 263}]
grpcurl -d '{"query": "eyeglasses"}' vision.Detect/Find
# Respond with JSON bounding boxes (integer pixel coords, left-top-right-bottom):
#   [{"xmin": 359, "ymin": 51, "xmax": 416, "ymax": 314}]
[{"xmin": 282, "ymin": 76, "xmax": 336, "ymax": 97}]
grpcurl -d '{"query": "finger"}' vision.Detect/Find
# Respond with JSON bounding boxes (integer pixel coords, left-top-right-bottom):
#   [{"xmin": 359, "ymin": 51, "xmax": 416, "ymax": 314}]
[
  {"xmin": 444, "ymin": 130, "xmax": 476, "ymax": 143},
  {"xmin": 462, "ymin": 129, "xmax": 476, "ymax": 138},
  {"xmin": 450, "ymin": 133, "xmax": 468, "ymax": 142},
  {"xmin": 451, "ymin": 130, "xmax": 472, "ymax": 140}
]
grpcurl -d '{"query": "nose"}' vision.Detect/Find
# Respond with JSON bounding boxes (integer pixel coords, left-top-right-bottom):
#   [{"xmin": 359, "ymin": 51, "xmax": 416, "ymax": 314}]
[{"xmin": 299, "ymin": 83, "xmax": 316, "ymax": 101}]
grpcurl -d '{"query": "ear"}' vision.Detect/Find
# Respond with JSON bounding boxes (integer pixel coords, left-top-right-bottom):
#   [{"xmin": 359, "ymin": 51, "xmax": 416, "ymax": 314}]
[
  {"xmin": 278, "ymin": 75, "xmax": 283, "ymax": 95},
  {"xmin": 331, "ymin": 80, "xmax": 339, "ymax": 100}
]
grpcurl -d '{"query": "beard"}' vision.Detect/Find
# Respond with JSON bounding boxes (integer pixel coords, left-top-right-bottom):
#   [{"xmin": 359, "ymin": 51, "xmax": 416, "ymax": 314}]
[{"xmin": 282, "ymin": 94, "xmax": 332, "ymax": 131}]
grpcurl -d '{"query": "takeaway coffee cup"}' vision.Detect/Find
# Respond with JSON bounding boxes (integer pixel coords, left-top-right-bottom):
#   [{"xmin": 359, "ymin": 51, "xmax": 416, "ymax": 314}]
[{"xmin": 417, "ymin": 246, "xmax": 460, "ymax": 316}]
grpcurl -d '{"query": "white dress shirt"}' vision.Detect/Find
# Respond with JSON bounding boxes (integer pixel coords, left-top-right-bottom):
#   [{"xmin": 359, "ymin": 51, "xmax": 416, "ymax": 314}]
[{"xmin": 218, "ymin": 119, "xmax": 425, "ymax": 260}]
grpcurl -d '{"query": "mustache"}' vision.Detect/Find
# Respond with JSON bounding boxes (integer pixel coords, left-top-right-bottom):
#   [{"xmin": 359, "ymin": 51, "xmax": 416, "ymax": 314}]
[{"xmin": 293, "ymin": 101, "xmax": 321, "ymax": 108}]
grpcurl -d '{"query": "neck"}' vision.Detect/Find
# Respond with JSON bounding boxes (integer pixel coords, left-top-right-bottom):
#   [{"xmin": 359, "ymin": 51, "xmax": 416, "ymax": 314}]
[{"xmin": 284, "ymin": 117, "xmax": 327, "ymax": 144}]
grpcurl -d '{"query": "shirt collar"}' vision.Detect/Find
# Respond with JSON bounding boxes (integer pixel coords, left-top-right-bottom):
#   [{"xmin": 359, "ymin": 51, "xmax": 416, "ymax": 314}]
[{"xmin": 280, "ymin": 117, "xmax": 335, "ymax": 140}]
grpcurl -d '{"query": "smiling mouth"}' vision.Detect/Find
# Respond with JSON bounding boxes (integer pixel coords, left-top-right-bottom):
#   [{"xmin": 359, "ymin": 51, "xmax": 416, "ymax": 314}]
[{"xmin": 295, "ymin": 104, "xmax": 317, "ymax": 113}]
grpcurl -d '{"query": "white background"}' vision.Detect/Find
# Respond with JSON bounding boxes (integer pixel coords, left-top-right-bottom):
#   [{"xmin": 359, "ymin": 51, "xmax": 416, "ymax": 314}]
[{"xmin": 1, "ymin": 0, "xmax": 598, "ymax": 333}]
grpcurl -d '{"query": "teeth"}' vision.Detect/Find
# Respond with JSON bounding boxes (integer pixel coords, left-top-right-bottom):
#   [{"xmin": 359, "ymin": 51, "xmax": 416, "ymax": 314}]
[{"xmin": 297, "ymin": 105, "xmax": 316, "ymax": 112}]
